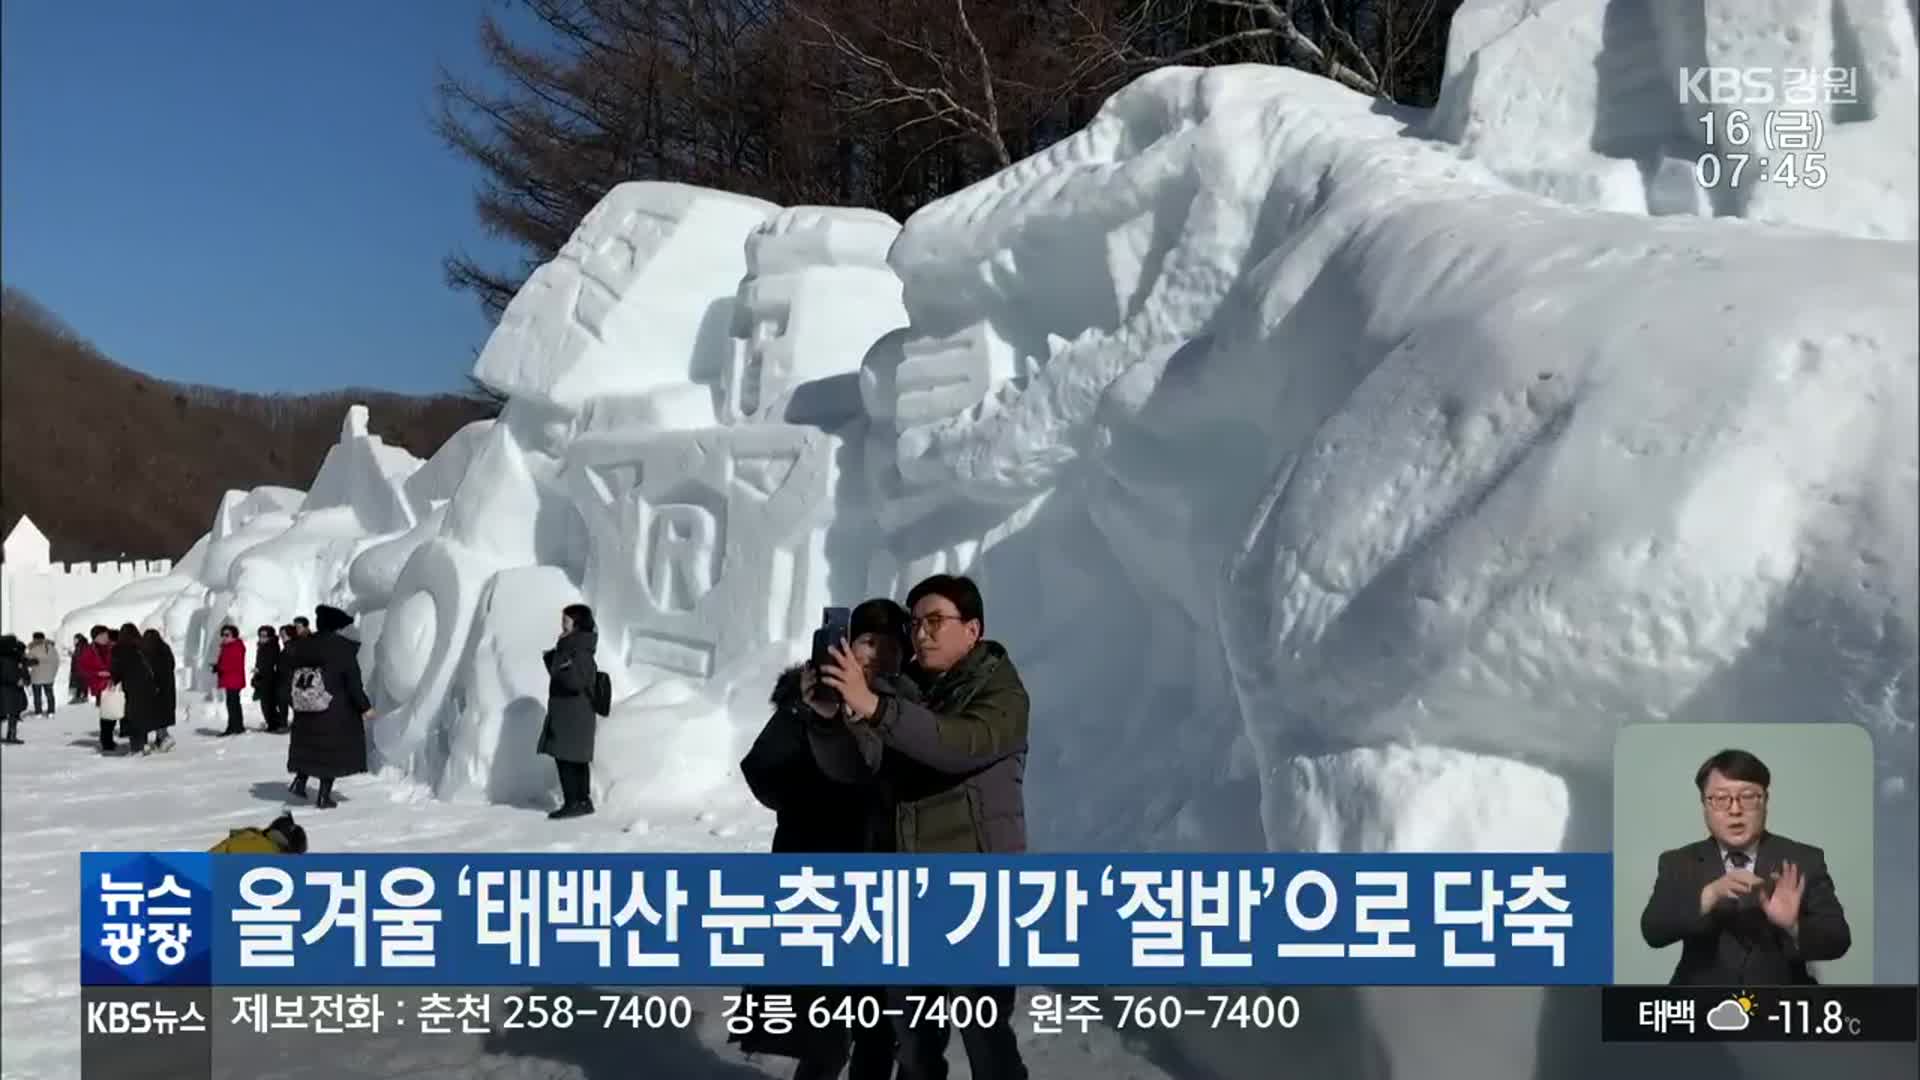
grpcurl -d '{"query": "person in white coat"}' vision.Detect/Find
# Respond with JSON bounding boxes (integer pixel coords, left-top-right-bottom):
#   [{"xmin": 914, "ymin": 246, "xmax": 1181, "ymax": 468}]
[{"xmin": 24, "ymin": 632, "xmax": 59, "ymax": 716}]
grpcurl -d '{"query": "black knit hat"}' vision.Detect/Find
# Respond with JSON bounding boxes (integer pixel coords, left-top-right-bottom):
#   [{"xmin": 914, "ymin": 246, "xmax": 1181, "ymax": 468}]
[
  {"xmin": 314, "ymin": 606, "xmax": 354, "ymax": 635},
  {"xmin": 266, "ymin": 812, "xmax": 308, "ymax": 854},
  {"xmin": 850, "ymin": 598, "xmax": 910, "ymax": 650}
]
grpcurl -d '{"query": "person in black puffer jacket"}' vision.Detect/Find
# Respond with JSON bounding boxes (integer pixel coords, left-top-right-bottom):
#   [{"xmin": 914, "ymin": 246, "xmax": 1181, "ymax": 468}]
[
  {"xmin": 729, "ymin": 598, "xmax": 911, "ymax": 1080},
  {"xmin": 142, "ymin": 629, "xmax": 177, "ymax": 750},
  {"xmin": 0, "ymin": 635, "xmax": 28, "ymax": 745},
  {"xmin": 272, "ymin": 624, "xmax": 297, "ymax": 731},
  {"xmin": 285, "ymin": 606, "xmax": 373, "ymax": 809},
  {"xmin": 110, "ymin": 622, "xmax": 161, "ymax": 755},
  {"xmin": 253, "ymin": 625, "xmax": 286, "ymax": 733}
]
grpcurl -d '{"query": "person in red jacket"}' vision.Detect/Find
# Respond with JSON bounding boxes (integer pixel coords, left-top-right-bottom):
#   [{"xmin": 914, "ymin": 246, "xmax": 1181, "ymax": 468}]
[
  {"xmin": 77, "ymin": 625, "xmax": 117, "ymax": 751},
  {"xmin": 215, "ymin": 624, "xmax": 248, "ymax": 736}
]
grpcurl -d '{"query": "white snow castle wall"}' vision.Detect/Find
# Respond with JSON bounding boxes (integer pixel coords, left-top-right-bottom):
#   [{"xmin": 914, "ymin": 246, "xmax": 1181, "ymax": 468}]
[{"xmin": 0, "ymin": 517, "xmax": 174, "ymax": 639}]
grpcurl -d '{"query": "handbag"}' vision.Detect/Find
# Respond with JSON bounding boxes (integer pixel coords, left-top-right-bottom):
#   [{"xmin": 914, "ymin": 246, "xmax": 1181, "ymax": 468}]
[{"xmin": 99, "ymin": 683, "xmax": 126, "ymax": 721}]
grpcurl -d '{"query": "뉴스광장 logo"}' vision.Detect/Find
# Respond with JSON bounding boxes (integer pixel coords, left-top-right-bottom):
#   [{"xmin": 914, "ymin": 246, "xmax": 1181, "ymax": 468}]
[{"xmin": 80, "ymin": 851, "xmax": 214, "ymax": 987}]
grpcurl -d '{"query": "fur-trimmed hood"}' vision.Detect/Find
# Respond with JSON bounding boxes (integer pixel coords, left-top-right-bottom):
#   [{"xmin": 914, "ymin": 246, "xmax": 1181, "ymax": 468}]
[{"xmin": 770, "ymin": 665, "xmax": 807, "ymax": 708}]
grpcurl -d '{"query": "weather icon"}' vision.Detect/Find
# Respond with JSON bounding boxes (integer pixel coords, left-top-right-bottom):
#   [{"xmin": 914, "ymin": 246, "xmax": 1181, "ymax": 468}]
[{"xmin": 1706, "ymin": 995, "xmax": 1754, "ymax": 1032}]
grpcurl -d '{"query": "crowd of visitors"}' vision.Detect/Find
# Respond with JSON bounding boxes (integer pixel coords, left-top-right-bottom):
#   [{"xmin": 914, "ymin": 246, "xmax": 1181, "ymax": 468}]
[{"xmin": 2, "ymin": 609, "xmax": 373, "ymax": 811}]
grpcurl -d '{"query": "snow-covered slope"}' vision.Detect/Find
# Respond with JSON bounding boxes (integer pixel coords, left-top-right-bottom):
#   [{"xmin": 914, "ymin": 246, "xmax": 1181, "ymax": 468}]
[{"xmin": 34, "ymin": 2, "xmax": 1919, "ymax": 1078}]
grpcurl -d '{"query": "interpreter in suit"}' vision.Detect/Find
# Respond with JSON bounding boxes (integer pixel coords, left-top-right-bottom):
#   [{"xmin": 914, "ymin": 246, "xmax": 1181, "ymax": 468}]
[{"xmin": 1638, "ymin": 748, "xmax": 1852, "ymax": 985}]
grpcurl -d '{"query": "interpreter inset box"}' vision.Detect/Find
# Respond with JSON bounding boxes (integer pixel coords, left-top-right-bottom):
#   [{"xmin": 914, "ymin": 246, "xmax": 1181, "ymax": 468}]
[{"xmin": 1612, "ymin": 723, "xmax": 1873, "ymax": 986}]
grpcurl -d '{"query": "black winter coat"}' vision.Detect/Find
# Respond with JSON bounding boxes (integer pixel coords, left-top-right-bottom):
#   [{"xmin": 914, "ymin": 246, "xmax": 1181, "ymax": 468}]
[
  {"xmin": 143, "ymin": 638, "xmax": 177, "ymax": 729},
  {"xmin": 109, "ymin": 642, "xmax": 161, "ymax": 736},
  {"xmin": 729, "ymin": 666, "xmax": 897, "ymax": 1070},
  {"xmin": 285, "ymin": 632, "xmax": 372, "ymax": 780},
  {"xmin": 273, "ymin": 637, "xmax": 298, "ymax": 706},
  {"xmin": 252, "ymin": 636, "xmax": 281, "ymax": 700},
  {"xmin": 536, "ymin": 630, "xmax": 600, "ymax": 764},
  {"xmin": 0, "ymin": 649, "xmax": 27, "ymax": 718},
  {"xmin": 741, "ymin": 666, "xmax": 893, "ymax": 854}
]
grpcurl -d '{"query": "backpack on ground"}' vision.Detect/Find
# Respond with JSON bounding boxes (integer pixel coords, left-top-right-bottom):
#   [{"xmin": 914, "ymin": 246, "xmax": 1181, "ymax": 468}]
[
  {"xmin": 289, "ymin": 666, "xmax": 332, "ymax": 714},
  {"xmin": 590, "ymin": 671, "xmax": 612, "ymax": 718}
]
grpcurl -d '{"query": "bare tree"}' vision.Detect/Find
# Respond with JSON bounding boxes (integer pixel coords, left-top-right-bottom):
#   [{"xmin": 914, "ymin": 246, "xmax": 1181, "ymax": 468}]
[
  {"xmin": 1073, "ymin": 0, "xmax": 1458, "ymax": 104},
  {"xmin": 793, "ymin": 0, "xmax": 1016, "ymax": 168},
  {"xmin": 436, "ymin": 0, "xmax": 807, "ymax": 322},
  {"xmin": 464, "ymin": 375, "xmax": 510, "ymax": 418},
  {"xmin": 1373, "ymin": 0, "xmax": 1452, "ymax": 102}
]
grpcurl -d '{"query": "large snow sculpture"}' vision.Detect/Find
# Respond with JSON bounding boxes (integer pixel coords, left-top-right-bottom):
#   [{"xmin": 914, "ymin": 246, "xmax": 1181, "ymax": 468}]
[
  {"xmin": 570, "ymin": 206, "xmax": 903, "ymax": 685},
  {"xmin": 367, "ymin": 182, "xmax": 783, "ymax": 790},
  {"xmin": 473, "ymin": 182, "xmax": 780, "ymax": 411},
  {"xmin": 366, "ymin": 190, "xmax": 909, "ymax": 807},
  {"xmin": 868, "ymin": 50, "xmax": 1916, "ymax": 1080}
]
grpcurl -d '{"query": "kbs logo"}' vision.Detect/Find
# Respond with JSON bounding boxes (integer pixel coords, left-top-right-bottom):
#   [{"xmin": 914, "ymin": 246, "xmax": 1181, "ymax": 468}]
[
  {"xmin": 87, "ymin": 1000, "xmax": 157, "ymax": 1034},
  {"xmin": 1679, "ymin": 66, "xmax": 1859, "ymax": 106}
]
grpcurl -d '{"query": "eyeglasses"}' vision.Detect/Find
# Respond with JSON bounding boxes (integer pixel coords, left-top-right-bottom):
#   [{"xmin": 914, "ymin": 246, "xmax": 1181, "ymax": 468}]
[
  {"xmin": 909, "ymin": 612, "xmax": 959, "ymax": 637},
  {"xmin": 1703, "ymin": 791, "xmax": 1766, "ymax": 811}
]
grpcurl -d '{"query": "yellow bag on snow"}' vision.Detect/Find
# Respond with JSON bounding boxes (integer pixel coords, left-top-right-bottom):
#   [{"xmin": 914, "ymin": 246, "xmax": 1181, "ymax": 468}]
[
  {"xmin": 208, "ymin": 813, "xmax": 307, "ymax": 854},
  {"xmin": 209, "ymin": 828, "xmax": 285, "ymax": 854}
]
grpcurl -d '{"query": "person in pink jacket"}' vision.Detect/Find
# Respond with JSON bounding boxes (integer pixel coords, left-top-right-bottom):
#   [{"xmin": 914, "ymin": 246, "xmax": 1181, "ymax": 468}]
[{"xmin": 215, "ymin": 625, "xmax": 248, "ymax": 736}]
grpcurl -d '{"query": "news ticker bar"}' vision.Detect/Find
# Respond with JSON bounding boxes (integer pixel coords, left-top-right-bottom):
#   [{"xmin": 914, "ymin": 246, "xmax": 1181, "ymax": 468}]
[
  {"xmin": 85, "ymin": 983, "xmax": 1919, "ymax": 1078},
  {"xmin": 84, "ymin": 852, "xmax": 1613, "ymax": 986},
  {"xmin": 1600, "ymin": 985, "xmax": 1917, "ymax": 1043},
  {"xmin": 81, "ymin": 985, "xmax": 1323, "ymax": 1079}
]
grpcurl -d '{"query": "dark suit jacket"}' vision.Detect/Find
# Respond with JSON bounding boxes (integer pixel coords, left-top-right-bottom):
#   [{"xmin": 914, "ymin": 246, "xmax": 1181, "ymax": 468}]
[{"xmin": 1639, "ymin": 832, "xmax": 1851, "ymax": 985}]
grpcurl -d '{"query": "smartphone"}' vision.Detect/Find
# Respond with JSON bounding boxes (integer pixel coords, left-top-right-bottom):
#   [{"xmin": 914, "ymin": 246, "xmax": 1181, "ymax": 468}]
[{"xmin": 809, "ymin": 606, "xmax": 852, "ymax": 705}]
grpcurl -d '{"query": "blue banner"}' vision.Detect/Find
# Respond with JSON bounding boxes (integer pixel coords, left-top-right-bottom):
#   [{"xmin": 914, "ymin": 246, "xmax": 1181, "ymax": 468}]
[
  {"xmin": 81, "ymin": 853, "xmax": 1612, "ymax": 986},
  {"xmin": 80, "ymin": 852, "xmax": 216, "ymax": 987}
]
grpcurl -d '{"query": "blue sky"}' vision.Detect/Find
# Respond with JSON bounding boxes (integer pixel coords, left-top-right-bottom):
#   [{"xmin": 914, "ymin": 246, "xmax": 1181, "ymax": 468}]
[{"xmin": 2, "ymin": 1, "xmax": 537, "ymax": 395}]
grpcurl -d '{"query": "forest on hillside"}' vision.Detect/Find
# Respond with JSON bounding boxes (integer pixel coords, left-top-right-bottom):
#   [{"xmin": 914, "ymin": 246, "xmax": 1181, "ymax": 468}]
[{"xmin": 0, "ymin": 289, "xmax": 494, "ymax": 563}]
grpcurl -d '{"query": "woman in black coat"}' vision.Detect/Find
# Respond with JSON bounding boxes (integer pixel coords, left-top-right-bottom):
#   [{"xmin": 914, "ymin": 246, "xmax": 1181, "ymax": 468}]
[
  {"xmin": 0, "ymin": 635, "xmax": 28, "ymax": 744},
  {"xmin": 286, "ymin": 605, "xmax": 373, "ymax": 809},
  {"xmin": 273, "ymin": 624, "xmax": 297, "ymax": 729},
  {"xmin": 729, "ymin": 598, "xmax": 909, "ymax": 1080},
  {"xmin": 252, "ymin": 625, "xmax": 285, "ymax": 733},
  {"xmin": 68, "ymin": 633, "xmax": 89, "ymax": 703},
  {"xmin": 537, "ymin": 604, "xmax": 601, "ymax": 820},
  {"xmin": 140, "ymin": 629, "xmax": 177, "ymax": 748},
  {"xmin": 109, "ymin": 622, "xmax": 161, "ymax": 755}
]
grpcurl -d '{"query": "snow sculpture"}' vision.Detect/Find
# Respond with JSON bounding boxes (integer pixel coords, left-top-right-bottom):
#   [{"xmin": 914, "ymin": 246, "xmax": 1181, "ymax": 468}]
[
  {"xmin": 371, "ymin": 410, "xmax": 580, "ymax": 789},
  {"xmin": 870, "ymin": 53, "xmax": 1916, "ymax": 1080},
  {"xmin": 570, "ymin": 206, "xmax": 902, "ymax": 682},
  {"xmin": 552, "ymin": 205, "xmax": 907, "ymax": 808},
  {"xmin": 367, "ymin": 179, "xmax": 784, "ymax": 787},
  {"xmin": 363, "ymin": 189, "xmax": 909, "ymax": 808},
  {"xmin": 472, "ymin": 182, "xmax": 780, "ymax": 410}
]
